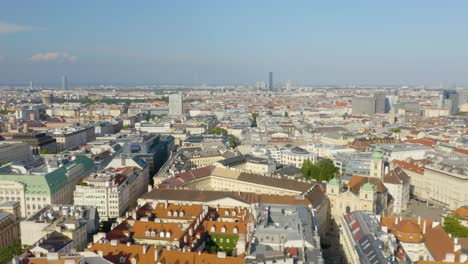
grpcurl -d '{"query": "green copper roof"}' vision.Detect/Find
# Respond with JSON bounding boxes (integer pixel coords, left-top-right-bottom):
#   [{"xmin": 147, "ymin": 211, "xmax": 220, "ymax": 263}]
[
  {"xmin": 362, "ymin": 182, "xmax": 375, "ymax": 191},
  {"xmin": 372, "ymin": 146, "xmax": 384, "ymax": 160},
  {"xmin": 0, "ymin": 155, "xmax": 94, "ymax": 195},
  {"xmin": 328, "ymin": 177, "xmax": 340, "ymax": 186}
]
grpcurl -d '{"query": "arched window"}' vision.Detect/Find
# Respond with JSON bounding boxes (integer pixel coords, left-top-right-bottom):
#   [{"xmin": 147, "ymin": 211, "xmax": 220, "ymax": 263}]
[
  {"xmin": 165, "ymin": 231, "xmax": 171, "ymax": 238},
  {"xmin": 210, "ymin": 226, "xmax": 216, "ymax": 232},
  {"xmin": 233, "ymin": 227, "xmax": 238, "ymax": 234},
  {"xmin": 221, "ymin": 226, "xmax": 226, "ymax": 233}
]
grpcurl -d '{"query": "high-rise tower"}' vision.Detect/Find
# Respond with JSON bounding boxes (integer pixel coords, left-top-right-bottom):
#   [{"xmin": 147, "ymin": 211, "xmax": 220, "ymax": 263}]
[
  {"xmin": 268, "ymin": 72, "xmax": 273, "ymax": 92},
  {"xmin": 62, "ymin": 75, "xmax": 68, "ymax": 90},
  {"xmin": 169, "ymin": 92, "xmax": 183, "ymax": 116}
]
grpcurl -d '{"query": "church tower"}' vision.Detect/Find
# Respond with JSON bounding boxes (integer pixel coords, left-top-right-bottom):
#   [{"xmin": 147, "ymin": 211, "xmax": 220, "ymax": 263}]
[{"xmin": 370, "ymin": 146, "xmax": 384, "ymax": 179}]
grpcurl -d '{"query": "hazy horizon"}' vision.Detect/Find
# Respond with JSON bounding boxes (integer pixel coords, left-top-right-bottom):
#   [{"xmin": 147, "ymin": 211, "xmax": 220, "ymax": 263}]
[{"xmin": 1, "ymin": 0, "xmax": 468, "ymax": 85}]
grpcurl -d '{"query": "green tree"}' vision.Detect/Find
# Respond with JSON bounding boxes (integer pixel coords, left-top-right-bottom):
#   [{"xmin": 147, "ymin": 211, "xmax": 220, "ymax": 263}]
[
  {"xmin": 39, "ymin": 149, "xmax": 49, "ymax": 154},
  {"xmin": 208, "ymin": 127, "xmax": 228, "ymax": 135},
  {"xmin": 390, "ymin": 128, "xmax": 401, "ymax": 133},
  {"xmin": 0, "ymin": 240, "xmax": 22, "ymax": 264},
  {"xmin": 301, "ymin": 159, "xmax": 313, "ymax": 178},
  {"xmin": 316, "ymin": 159, "xmax": 339, "ymax": 181},
  {"xmin": 443, "ymin": 215, "xmax": 468, "ymax": 238}
]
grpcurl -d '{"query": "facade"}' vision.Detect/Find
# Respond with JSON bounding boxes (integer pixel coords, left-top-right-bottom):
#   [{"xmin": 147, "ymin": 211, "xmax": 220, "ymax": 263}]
[
  {"xmin": 52, "ymin": 126, "xmax": 96, "ymax": 152},
  {"xmin": 352, "ymin": 96, "xmax": 376, "ymax": 115},
  {"xmin": 74, "ymin": 167, "xmax": 149, "ymax": 219},
  {"xmin": 158, "ymin": 166, "xmax": 316, "ymax": 196},
  {"xmin": 374, "ymin": 91, "xmax": 387, "ymax": 114},
  {"xmin": 383, "ymin": 167, "xmax": 411, "ymax": 214},
  {"xmin": 327, "ymin": 175, "xmax": 390, "ymax": 218},
  {"xmin": 0, "ymin": 201, "xmax": 21, "ymax": 249},
  {"xmin": 10, "ymin": 133, "xmax": 57, "ymax": 155},
  {"xmin": 395, "ymin": 159, "xmax": 468, "ymax": 210},
  {"xmin": 0, "ymin": 143, "xmax": 33, "ymax": 166},
  {"xmin": 0, "ymin": 155, "xmax": 95, "ymax": 217},
  {"xmin": 368, "ymin": 143, "xmax": 432, "ymax": 162},
  {"xmin": 21, "ymin": 204, "xmax": 99, "ymax": 251},
  {"xmin": 169, "ymin": 92, "xmax": 183, "ymax": 116},
  {"xmin": 268, "ymin": 72, "xmax": 273, "ymax": 92}
]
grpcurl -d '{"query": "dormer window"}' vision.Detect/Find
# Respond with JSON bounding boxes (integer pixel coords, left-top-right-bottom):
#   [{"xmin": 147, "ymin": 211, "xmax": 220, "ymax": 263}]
[
  {"xmin": 179, "ymin": 211, "xmax": 184, "ymax": 217},
  {"xmin": 165, "ymin": 231, "xmax": 171, "ymax": 238},
  {"xmin": 174, "ymin": 211, "xmax": 179, "ymax": 217},
  {"xmin": 210, "ymin": 226, "xmax": 216, "ymax": 232},
  {"xmin": 145, "ymin": 231, "xmax": 150, "ymax": 237},
  {"xmin": 232, "ymin": 211, "xmax": 237, "ymax": 217},
  {"xmin": 221, "ymin": 226, "xmax": 226, "ymax": 233},
  {"xmin": 233, "ymin": 227, "xmax": 238, "ymax": 234},
  {"xmin": 120, "ymin": 257, "xmax": 126, "ymax": 263},
  {"xmin": 167, "ymin": 211, "xmax": 172, "ymax": 217},
  {"xmin": 151, "ymin": 231, "xmax": 156, "ymax": 237},
  {"xmin": 224, "ymin": 210, "xmax": 229, "ymax": 216}
]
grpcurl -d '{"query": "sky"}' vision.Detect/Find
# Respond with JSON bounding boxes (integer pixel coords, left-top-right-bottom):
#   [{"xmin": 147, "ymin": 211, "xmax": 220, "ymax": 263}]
[{"xmin": 0, "ymin": 0, "xmax": 468, "ymax": 86}]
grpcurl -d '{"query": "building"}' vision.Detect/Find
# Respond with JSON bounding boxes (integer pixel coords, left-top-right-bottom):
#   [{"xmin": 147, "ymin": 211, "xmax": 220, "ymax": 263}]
[
  {"xmin": 0, "ymin": 143, "xmax": 33, "ymax": 166},
  {"xmin": 0, "ymin": 155, "xmax": 95, "ymax": 217},
  {"xmin": 368, "ymin": 143, "xmax": 432, "ymax": 162},
  {"xmin": 327, "ymin": 176, "xmax": 390, "ymax": 217},
  {"xmin": 158, "ymin": 166, "xmax": 316, "ymax": 196},
  {"xmin": 10, "ymin": 133, "xmax": 57, "ymax": 155},
  {"xmin": 442, "ymin": 90, "xmax": 459, "ymax": 115},
  {"xmin": 352, "ymin": 96, "xmax": 376, "ymax": 115},
  {"xmin": 51, "ymin": 126, "xmax": 96, "ymax": 152},
  {"xmin": 0, "ymin": 201, "xmax": 21, "ymax": 249},
  {"xmin": 340, "ymin": 211, "xmax": 398, "ymax": 264},
  {"xmin": 169, "ymin": 92, "xmax": 183, "ymax": 116},
  {"xmin": 383, "ymin": 167, "xmax": 410, "ymax": 214},
  {"xmin": 41, "ymin": 91, "xmax": 54, "ymax": 105},
  {"xmin": 374, "ymin": 91, "xmax": 387, "ymax": 114},
  {"xmin": 62, "ymin": 75, "xmax": 68, "ymax": 90},
  {"xmin": 395, "ymin": 158, "xmax": 468, "ymax": 210},
  {"xmin": 381, "ymin": 216, "xmax": 468, "ymax": 262},
  {"xmin": 74, "ymin": 167, "xmax": 149, "ymax": 219},
  {"xmin": 87, "ymin": 243, "xmax": 243, "ymax": 264},
  {"xmin": 21, "ymin": 204, "xmax": 99, "ymax": 251},
  {"xmin": 268, "ymin": 72, "xmax": 273, "ymax": 92},
  {"xmin": 248, "ymin": 204, "xmax": 323, "ymax": 263}
]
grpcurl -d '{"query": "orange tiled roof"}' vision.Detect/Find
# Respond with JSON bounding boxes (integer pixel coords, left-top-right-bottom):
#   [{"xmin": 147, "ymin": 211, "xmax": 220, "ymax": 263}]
[
  {"xmin": 392, "ymin": 160, "xmax": 424, "ymax": 174},
  {"xmin": 454, "ymin": 206, "xmax": 468, "ymax": 218}
]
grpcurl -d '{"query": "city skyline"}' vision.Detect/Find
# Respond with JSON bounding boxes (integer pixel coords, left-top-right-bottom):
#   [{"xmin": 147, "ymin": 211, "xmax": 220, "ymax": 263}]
[{"xmin": 1, "ymin": 0, "xmax": 468, "ymax": 85}]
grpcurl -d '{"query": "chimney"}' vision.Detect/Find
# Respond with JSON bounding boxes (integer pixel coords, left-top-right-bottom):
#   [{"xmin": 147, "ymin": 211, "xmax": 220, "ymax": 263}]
[
  {"xmin": 423, "ymin": 221, "xmax": 427, "ymax": 234},
  {"xmin": 98, "ymin": 250, "xmax": 103, "ymax": 257},
  {"xmin": 154, "ymin": 246, "xmax": 160, "ymax": 262},
  {"xmin": 127, "ymin": 242, "xmax": 131, "ymax": 247},
  {"xmin": 198, "ymin": 251, "xmax": 202, "ymax": 256},
  {"xmin": 417, "ymin": 216, "xmax": 421, "ymax": 225},
  {"xmin": 455, "ymin": 243, "xmax": 461, "ymax": 252},
  {"xmin": 183, "ymin": 247, "xmax": 186, "ymax": 253},
  {"xmin": 143, "ymin": 244, "xmax": 148, "ymax": 255},
  {"xmin": 394, "ymin": 217, "xmax": 398, "ymax": 225}
]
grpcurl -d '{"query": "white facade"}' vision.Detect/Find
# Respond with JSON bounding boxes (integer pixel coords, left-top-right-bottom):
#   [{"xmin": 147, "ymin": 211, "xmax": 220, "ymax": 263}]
[
  {"xmin": 169, "ymin": 92, "xmax": 183, "ymax": 116},
  {"xmin": 74, "ymin": 167, "xmax": 148, "ymax": 219}
]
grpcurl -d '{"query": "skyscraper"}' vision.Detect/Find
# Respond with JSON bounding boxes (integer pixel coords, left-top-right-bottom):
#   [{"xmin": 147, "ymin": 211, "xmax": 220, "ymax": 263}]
[
  {"xmin": 61, "ymin": 75, "xmax": 68, "ymax": 90},
  {"xmin": 268, "ymin": 72, "xmax": 273, "ymax": 92},
  {"xmin": 442, "ymin": 90, "xmax": 459, "ymax": 115},
  {"xmin": 352, "ymin": 96, "xmax": 376, "ymax": 115},
  {"xmin": 169, "ymin": 92, "xmax": 183, "ymax": 116},
  {"xmin": 373, "ymin": 92, "xmax": 386, "ymax": 113}
]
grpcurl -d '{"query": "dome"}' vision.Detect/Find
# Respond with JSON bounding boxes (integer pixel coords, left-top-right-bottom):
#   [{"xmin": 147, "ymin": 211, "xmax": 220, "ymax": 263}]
[
  {"xmin": 372, "ymin": 146, "xmax": 384, "ymax": 160},
  {"xmin": 328, "ymin": 177, "xmax": 340, "ymax": 186},
  {"xmin": 362, "ymin": 182, "xmax": 375, "ymax": 191}
]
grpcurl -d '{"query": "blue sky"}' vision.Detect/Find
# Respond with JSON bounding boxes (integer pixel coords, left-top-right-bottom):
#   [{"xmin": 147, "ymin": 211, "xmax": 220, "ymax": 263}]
[{"xmin": 1, "ymin": 0, "xmax": 467, "ymax": 85}]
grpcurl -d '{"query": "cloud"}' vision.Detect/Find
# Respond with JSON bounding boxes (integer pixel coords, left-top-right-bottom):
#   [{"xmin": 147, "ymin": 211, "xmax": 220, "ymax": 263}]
[
  {"xmin": 30, "ymin": 52, "xmax": 78, "ymax": 62},
  {"xmin": 0, "ymin": 21, "xmax": 35, "ymax": 34}
]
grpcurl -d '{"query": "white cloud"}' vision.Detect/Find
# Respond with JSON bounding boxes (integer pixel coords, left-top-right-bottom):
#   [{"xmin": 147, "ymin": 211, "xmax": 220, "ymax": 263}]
[
  {"xmin": 0, "ymin": 21, "xmax": 34, "ymax": 34},
  {"xmin": 30, "ymin": 52, "xmax": 78, "ymax": 62}
]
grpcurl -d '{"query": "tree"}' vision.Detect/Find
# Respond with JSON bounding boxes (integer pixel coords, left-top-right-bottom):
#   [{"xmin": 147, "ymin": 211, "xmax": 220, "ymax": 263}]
[
  {"xmin": 0, "ymin": 240, "xmax": 22, "ymax": 264},
  {"xmin": 228, "ymin": 135, "xmax": 238, "ymax": 149},
  {"xmin": 39, "ymin": 149, "xmax": 49, "ymax": 154},
  {"xmin": 208, "ymin": 127, "xmax": 228, "ymax": 135},
  {"xmin": 316, "ymin": 159, "xmax": 339, "ymax": 181},
  {"xmin": 301, "ymin": 158, "xmax": 338, "ymax": 181},
  {"xmin": 390, "ymin": 128, "xmax": 401, "ymax": 133},
  {"xmin": 443, "ymin": 215, "xmax": 468, "ymax": 238}
]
